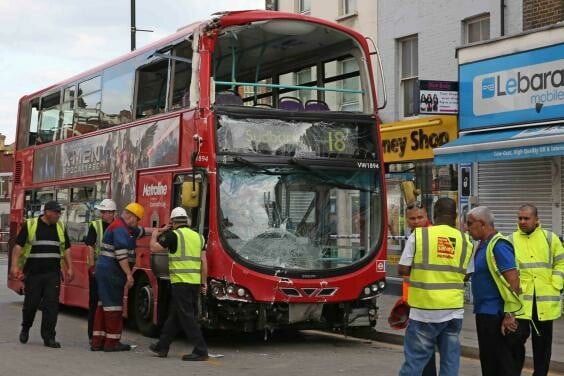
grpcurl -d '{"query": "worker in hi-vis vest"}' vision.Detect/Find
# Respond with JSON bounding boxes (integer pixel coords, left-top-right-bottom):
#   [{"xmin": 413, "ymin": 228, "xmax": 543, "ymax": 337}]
[
  {"xmin": 84, "ymin": 198, "xmax": 117, "ymax": 342},
  {"xmin": 398, "ymin": 197, "xmax": 473, "ymax": 376},
  {"xmin": 149, "ymin": 206, "xmax": 209, "ymax": 361},
  {"xmin": 10, "ymin": 200, "xmax": 73, "ymax": 349},
  {"xmin": 510, "ymin": 204, "xmax": 564, "ymax": 376},
  {"xmin": 466, "ymin": 206, "xmax": 523, "ymax": 376}
]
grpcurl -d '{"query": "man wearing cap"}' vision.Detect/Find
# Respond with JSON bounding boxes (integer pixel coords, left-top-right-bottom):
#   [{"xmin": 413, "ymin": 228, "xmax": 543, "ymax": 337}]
[
  {"xmin": 84, "ymin": 198, "xmax": 117, "ymax": 342},
  {"xmin": 91, "ymin": 202, "xmax": 145, "ymax": 352},
  {"xmin": 149, "ymin": 207, "xmax": 209, "ymax": 361},
  {"xmin": 9, "ymin": 200, "xmax": 73, "ymax": 349}
]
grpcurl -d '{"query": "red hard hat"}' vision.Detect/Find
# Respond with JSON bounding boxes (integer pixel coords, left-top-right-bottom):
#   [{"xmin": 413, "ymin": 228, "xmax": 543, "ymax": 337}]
[{"xmin": 388, "ymin": 298, "xmax": 410, "ymax": 329}]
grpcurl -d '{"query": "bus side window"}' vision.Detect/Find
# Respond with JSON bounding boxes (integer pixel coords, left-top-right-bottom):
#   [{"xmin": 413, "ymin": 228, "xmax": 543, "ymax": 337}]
[
  {"xmin": 76, "ymin": 76, "xmax": 102, "ymax": 136},
  {"xmin": 136, "ymin": 59, "xmax": 168, "ymax": 118},
  {"xmin": 37, "ymin": 91, "xmax": 61, "ymax": 145}
]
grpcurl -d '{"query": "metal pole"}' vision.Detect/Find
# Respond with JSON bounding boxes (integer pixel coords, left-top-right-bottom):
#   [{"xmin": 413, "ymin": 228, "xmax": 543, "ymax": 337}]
[{"xmin": 131, "ymin": 0, "xmax": 136, "ymax": 51}]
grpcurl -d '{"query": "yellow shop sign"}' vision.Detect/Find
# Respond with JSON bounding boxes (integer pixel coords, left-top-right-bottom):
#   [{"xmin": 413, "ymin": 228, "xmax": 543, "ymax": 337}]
[{"xmin": 380, "ymin": 116, "xmax": 458, "ymax": 162}]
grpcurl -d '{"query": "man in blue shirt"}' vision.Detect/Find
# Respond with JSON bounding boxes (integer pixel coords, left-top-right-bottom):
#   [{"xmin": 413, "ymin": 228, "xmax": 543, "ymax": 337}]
[{"xmin": 466, "ymin": 206, "xmax": 524, "ymax": 376}]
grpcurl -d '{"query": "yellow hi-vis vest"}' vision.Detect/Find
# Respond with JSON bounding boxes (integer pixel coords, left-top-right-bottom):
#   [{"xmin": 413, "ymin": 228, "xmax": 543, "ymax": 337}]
[
  {"xmin": 90, "ymin": 219, "xmax": 104, "ymax": 259},
  {"xmin": 509, "ymin": 226, "xmax": 564, "ymax": 321},
  {"xmin": 168, "ymin": 227, "xmax": 204, "ymax": 284},
  {"xmin": 484, "ymin": 232, "xmax": 524, "ymax": 315},
  {"xmin": 20, "ymin": 217, "xmax": 66, "ymax": 267},
  {"xmin": 408, "ymin": 225, "xmax": 473, "ymax": 310}
]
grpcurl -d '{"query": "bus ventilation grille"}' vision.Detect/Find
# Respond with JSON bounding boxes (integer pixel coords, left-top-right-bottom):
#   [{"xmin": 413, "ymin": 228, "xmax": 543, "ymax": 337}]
[
  {"xmin": 280, "ymin": 288, "xmax": 301, "ymax": 297},
  {"xmin": 317, "ymin": 288, "xmax": 338, "ymax": 297},
  {"xmin": 14, "ymin": 161, "xmax": 22, "ymax": 184},
  {"xmin": 302, "ymin": 288, "xmax": 317, "ymax": 296}
]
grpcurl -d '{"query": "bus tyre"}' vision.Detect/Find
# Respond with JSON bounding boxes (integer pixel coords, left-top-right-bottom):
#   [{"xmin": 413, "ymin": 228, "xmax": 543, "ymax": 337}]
[{"xmin": 132, "ymin": 274, "xmax": 159, "ymax": 337}]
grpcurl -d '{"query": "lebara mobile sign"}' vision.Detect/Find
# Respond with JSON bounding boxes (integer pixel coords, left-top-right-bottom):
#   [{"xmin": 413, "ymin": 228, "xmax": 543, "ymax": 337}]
[{"xmin": 459, "ymin": 43, "xmax": 564, "ymax": 130}]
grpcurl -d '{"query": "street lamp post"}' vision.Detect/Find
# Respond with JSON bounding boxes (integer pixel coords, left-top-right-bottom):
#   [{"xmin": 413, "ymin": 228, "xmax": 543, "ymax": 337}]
[{"xmin": 130, "ymin": 0, "xmax": 153, "ymax": 51}]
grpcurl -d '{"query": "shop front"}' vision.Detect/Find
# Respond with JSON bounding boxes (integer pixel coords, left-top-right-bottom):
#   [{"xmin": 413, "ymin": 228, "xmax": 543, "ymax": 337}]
[
  {"xmin": 435, "ymin": 24, "xmax": 564, "ymax": 236},
  {"xmin": 382, "ymin": 115, "xmax": 458, "ymax": 282}
]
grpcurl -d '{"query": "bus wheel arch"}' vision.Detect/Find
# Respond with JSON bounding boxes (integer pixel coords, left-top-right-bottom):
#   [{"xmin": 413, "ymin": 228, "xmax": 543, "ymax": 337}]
[{"xmin": 130, "ymin": 271, "xmax": 159, "ymax": 337}]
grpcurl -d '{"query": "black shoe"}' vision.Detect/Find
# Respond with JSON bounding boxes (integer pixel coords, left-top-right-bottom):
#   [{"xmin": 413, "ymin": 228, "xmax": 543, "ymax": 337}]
[
  {"xmin": 103, "ymin": 343, "xmax": 131, "ymax": 352},
  {"xmin": 43, "ymin": 339, "xmax": 61, "ymax": 348},
  {"xmin": 181, "ymin": 353, "xmax": 209, "ymax": 361},
  {"xmin": 19, "ymin": 329, "xmax": 29, "ymax": 344},
  {"xmin": 90, "ymin": 346, "xmax": 103, "ymax": 351},
  {"xmin": 149, "ymin": 343, "xmax": 168, "ymax": 358}
]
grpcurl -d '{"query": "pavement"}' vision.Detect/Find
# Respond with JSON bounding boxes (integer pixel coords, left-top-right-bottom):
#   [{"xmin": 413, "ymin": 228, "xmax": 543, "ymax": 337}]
[{"xmin": 370, "ymin": 290, "xmax": 564, "ymax": 374}]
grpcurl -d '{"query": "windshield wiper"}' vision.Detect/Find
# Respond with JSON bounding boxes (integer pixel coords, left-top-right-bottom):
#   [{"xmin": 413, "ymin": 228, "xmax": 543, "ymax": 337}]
[{"xmin": 288, "ymin": 158, "xmax": 377, "ymax": 193}]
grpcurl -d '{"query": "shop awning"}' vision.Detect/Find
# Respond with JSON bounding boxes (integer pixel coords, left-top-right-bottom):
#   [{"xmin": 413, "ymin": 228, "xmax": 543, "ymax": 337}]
[{"xmin": 434, "ymin": 125, "xmax": 564, "ymax": 165}]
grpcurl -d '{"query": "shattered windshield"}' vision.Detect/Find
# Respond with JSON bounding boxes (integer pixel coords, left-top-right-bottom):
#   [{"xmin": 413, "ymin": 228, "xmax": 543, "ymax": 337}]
[{"xmin": 218, "ymin": 165, "xmax": 383, "ymax": 272}]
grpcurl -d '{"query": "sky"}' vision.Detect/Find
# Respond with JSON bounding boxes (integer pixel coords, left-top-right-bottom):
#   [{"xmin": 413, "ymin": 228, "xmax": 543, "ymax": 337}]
[{"xmin": 0, "ymin": 0, "xmax": 265, "ymax": 144}]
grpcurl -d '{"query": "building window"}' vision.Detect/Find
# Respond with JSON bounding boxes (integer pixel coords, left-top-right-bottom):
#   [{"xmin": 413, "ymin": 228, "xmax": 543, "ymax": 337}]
[
  {"xmin": 464, "ymin": 15, "xmax": 490, "ymax": 44},
  {"xmin": 340, "ymin": 0, "xmax": 357, "ymax": 15},
  {"xmin": 340, "ymin": 59, "xmax": 360, "ymax": 111},
  {"xmin": 298, "ymin": 0, "xmax": 311, "ymax": 13},
  {"xmin": 399, "ymin": 36, "xmax": 418, "ymax": 117}
]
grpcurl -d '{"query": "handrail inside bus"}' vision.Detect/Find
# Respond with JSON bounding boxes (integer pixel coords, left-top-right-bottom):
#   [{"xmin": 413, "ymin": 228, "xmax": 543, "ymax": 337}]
[{"xmin": 215, "ymin": 81, "xmax": 364, "ymax": 94}]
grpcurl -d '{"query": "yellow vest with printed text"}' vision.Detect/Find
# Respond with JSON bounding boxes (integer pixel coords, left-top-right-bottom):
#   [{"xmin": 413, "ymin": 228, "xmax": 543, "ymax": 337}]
[
  {"xmin": 510, "ymin": 225, "xmax": 564, "ymax": 321},
  {"xmin": 408, "ymin": 225, "xmax": 473, "ymax": 310},
  {"xmin": 484, "ymin": 232, "xmax": 524, "ymax": 315},
  {"xmin": 168, "ymin": 227, "xmax": 204, "ymax": 284}
]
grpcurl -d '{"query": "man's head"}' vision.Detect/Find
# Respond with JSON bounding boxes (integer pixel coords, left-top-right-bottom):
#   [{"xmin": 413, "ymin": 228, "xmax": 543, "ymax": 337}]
[
  {"xmin": 170, "ymin": 207, "xmax": 190, "ymax": 228},
  {"xmin": 406, "ymin": 203, "xmax": 429, "ymax": 230},
  {"xmin": 518, "ymin": 204, "xmax": 539, "ymax": 234},
  {"xmin": 123, "ymin": 202, "xmax": 145, "ymax": 228},
  {"xmin": 433, "ymin": 197, "xmax": 457, "ymax": 226},
  {"xmin": 466, "ymin": 206, "xmax": 495, "ymax": 241},
  {"xmin": 95, "ymin": 199, "xmax": 117, "ymax": 223},
  {"xmin": 43, "ymin": 200, "xmax": 62, "ymax": 225}
]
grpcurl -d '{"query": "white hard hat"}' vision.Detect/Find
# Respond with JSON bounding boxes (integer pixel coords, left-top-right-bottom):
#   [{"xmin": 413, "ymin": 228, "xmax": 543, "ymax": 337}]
[
  {"xmin": 170, "ymin": 207, "xmax": 188, "ymax": 220},
  {"xmin": 95, "ymin": 199, "xmax": 117, "ymax": 211}
]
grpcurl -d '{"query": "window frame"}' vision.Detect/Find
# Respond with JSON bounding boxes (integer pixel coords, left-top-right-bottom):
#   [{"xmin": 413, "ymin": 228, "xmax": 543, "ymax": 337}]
[
  {"xmin": 464, "ymin": 14, "xmax": 490, "ymax": 44},
  {"xmin": 340, "ymin": 0, "xmax": 357, "ymax": 16},
  {"xmin": 398, "ymin": 35, "xmax": 418, "ymax": 118}
]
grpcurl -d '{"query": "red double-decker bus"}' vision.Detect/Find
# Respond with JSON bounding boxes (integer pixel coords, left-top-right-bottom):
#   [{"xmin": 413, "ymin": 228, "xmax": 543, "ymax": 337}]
[{"xmin": 8, "ymin": 10, "xmax": 387, "ymax": 336}]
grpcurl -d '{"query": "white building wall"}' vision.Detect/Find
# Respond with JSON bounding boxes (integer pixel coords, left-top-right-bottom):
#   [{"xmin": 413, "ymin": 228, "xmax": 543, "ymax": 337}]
[
  {"xmin": 377, "ymin": 0, "xmax": 522, "ymax": 122},
  {"xmin": 275, "ymin": 0, "xmax": 522, "ymax": 122}
]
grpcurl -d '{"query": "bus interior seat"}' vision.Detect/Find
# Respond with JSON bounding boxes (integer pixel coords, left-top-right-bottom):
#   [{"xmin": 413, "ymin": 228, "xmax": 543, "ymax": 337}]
[
  {"xmin": 215, "ymin": 91, "xmax": 243, "ymax": 106},
  {"xmin": 278, "ymin": 97, "xmax": 304, "ymax": 111},
  {"xmin": 305, "ymin": 99, "xmax": 330, "ymax": 111}
]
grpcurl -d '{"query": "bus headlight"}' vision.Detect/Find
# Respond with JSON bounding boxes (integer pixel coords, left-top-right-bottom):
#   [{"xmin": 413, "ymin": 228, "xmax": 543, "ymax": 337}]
[
  {"xmin": 209, "ymin": 279, "xmax": 254, "ymax": 302},
  {"xmin": 360, "ymin": 279, "xmax": 386, "ymax": 300}
]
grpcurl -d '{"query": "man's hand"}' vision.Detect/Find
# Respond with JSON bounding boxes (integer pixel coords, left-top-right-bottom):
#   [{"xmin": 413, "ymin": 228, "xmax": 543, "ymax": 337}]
[
  {"xmin": 66, "ymin": 268, "xmax": 74, "ymax": 282},
  {"xmin": 125, "ymin": 273, "xmax": 134, "ymax": 290},
  {"xmin": 9, "ymin": 265, "xmax": 23, "ymax": 280},
  {"xmin": 501, "ymin": 314, "xmax": 518, "ymax": 335},
  {"xmin": 200, "ymin": 283, "xmax": 208, "ymax": 295}
]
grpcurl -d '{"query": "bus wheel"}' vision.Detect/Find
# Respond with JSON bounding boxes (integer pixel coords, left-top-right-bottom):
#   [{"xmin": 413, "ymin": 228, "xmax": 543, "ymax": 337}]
[{"xmin": 132, "ymin": 274, "xmax": 159, "ymax": 337}]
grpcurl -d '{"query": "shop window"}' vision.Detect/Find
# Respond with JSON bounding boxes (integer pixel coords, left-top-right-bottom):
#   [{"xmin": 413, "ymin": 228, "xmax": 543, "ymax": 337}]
[{"xmin": 399, "ymin": 35, "xmax": 418, "ymax": 117}]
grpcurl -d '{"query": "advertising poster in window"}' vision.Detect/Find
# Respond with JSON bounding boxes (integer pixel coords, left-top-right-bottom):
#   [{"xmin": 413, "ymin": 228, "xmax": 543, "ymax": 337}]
[
  {"xmin": 33, "ymin": 117, "xmax": 180, "ymax": 209},
  {"xmin": 418, "ymin": 80, "xmax": 458, "ymax": 115}
]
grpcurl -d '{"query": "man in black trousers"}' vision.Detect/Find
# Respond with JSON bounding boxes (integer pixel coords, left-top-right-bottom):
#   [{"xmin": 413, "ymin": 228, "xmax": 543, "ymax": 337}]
[
  {"xmin": 149, "ymin": 207, "xmax": 208, "ymax": 361},
  {"xmin": 9, "ymin": 201, "xmax": 73, "ymax": 348}
]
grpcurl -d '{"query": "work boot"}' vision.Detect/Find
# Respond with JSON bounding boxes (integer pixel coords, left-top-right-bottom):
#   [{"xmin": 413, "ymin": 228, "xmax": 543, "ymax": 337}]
[
  {"xmin": 149, "ymin": 343, "xmax": 168, "ymax": 358},
  {"xmin": 181, "ymin": 352, "xmax": 209, "ymax": 361},
  {"xmin": 43, "ymin": 338, "xmax": 61, "ymax": 348},
  {"xmin": 19, "ymin": 328, "xmax": 29, "ymax": 344},
  {"xmin": 103, "ymin": 342, "xmax": 131, "ymax": 352}
]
